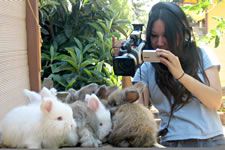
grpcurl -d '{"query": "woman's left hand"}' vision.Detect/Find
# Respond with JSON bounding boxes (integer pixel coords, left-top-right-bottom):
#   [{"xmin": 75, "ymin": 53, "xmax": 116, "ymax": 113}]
[{"xmin": 156, "ymin": 49, "xmax": 184, "ymax": 79}]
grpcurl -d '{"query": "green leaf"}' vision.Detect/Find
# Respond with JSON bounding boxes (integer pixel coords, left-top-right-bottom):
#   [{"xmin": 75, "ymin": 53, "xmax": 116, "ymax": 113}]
[
  {"xmin": 215, "ymin": 35, "xmax": 220, "ymax": 48},
  {"xmin": 80, "ymin": 59, "xmax": 97, "ymax": 68},
  {"xmin": 74, "ymin": 46, "xmax": 83, "ymax": 64},
  {"xmin": 51, "ymin": 62, "xmax": 74, "ymax": 73},
  {"xmin": 65, "ymin": 47, "xmax": 78, "ymax": 63},
  {"xmin": 83, "ymin": 43, "xmax": 94, "ymax": 54},
  {"xmin": 66, "ymin": 76, "xmax": 78, "ymax": 90},
  {"xmin": 42, "ymin": 53, "xmax": 50, "ymax": 61},
  {"xmin": 55, "ymin": 54, "xmax": 78, "ymax": 71},
  {"xmin": 96, "ymin": 31, "xmax": 104, "ymax": 42},
  {"xmin": 50, "ymin": 45, "xmax": 55, "ymax": 63},
  {"xmin": 82, "ymin": 68, "xmax": 93, "ymax": 77},
  {"xmin": 41, "ymin": 28, "xmax": 49, "ymax": 35},
  {"xmin": 98, "ymin": 21, "xmax": 110, "ymax": 33},
  {"xmin": 55, "ymin": 33, "xmax": 68, "ymax": 46},
  {"xmin": 88, "ymin": 22, "xmax": 103, "ymax": 32},
  {"xmin": 96, "ymin": 61, "xmax": 104, "ymax": 72},
  {"xmin": 64, "ymin": 24, "xmax": 73, "ymax": 38},
  {"xmin": 74, "ymin": 37, "xmax": 83, "ymax": 50},
  {"xmin": 50, "ymin": 74, "xmax": 67, "ymax": 88}
]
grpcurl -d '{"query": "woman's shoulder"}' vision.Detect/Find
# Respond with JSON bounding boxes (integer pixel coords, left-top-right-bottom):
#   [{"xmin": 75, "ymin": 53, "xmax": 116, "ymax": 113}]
[
  {"xmin": 198, "ymin": 44, "xmax": 220, "ymax": 70},
  {"xmin": 198, "ymin": 44, "xmax": 217, "ymax": 59}
]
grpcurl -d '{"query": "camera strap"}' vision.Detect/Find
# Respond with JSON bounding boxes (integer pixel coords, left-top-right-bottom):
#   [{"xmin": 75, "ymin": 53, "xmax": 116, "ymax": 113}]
[{"xmin": 157, "ymin": 104, "xmax": 175, "ymax": 137}]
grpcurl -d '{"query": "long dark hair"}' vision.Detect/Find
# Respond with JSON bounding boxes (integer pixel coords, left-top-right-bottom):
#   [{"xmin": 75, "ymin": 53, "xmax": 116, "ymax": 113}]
[{"xmin": 145, "ymin": 2, "xmax": 208, "ymax": 110}]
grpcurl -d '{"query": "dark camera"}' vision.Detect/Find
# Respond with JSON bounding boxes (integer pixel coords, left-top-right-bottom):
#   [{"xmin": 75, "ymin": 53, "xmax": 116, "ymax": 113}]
[{"xmin": 113, "ymin": 24, "xmax": 145, "ymax": 76}]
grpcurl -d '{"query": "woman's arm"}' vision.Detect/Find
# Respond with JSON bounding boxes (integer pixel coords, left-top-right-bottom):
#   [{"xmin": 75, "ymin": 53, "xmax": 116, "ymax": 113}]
[
  {"xmin": 179, "ymin": 66, "xmax": 222, "ymax": 110},
  {"xmin": 156, "ymin": 49, "xmax": 222, "ymax": 111}
]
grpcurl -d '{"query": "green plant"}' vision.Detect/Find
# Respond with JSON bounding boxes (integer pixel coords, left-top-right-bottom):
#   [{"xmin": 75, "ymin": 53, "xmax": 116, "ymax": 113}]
[
  {"xmin": 181, "ymin": 0, "xmax": 225, "ymax": 48},
  {"xmin": 202, "ymin": 17, "xmax": 225, "ymax": 48},
  {"xmin": 39, "ymin": 0, "xmax": 131, "ymax": 90}
]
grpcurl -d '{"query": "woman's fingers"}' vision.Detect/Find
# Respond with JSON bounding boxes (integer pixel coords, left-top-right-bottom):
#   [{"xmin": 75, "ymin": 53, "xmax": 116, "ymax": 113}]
[
  {"xmin": 156, "ymin": 49, "xmax": 173, "ymax": 60},
  {"xmin": 112, "ymin": 36, "xmax": 121, "ymax": 56},
  {"xmin": 112, "ymin": 36, "xmax": 122, "ymax": 48},
  {"xmin": 156, "ymin": 49, "xmax": 184, "ymax": 79}
]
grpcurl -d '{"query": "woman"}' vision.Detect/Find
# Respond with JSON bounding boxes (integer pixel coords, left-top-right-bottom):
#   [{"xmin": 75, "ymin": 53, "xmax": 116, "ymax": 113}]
[{"xmin": 116, "ymin": 2, "xmax": 225, "ymax": 147}]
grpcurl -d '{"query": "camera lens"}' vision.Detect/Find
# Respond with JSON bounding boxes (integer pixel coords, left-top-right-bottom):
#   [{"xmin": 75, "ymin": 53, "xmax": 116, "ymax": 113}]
[{"xmin": 113, "ymin": 57, "xmax": 136, "ymax": 76}]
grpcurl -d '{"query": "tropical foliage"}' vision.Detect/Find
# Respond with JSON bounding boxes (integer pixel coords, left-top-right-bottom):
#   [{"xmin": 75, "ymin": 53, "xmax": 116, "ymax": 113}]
[{"xmin": 39, "ymin": 0, "xmax": 133, "ymax": 90}]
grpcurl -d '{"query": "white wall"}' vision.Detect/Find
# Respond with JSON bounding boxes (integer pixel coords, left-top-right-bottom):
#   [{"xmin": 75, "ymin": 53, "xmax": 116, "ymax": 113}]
[{"xmin": 0, "ymin": 0, "xmax": 30, "ymax": 119}]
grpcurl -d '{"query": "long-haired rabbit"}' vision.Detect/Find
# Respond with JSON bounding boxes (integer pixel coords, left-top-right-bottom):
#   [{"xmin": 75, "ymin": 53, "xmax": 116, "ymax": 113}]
[
  {"xmin": 0, "ymin": 87, "xmax": 78, "ymax": 148},
  {"xmin": 103, "ymin": 82, "xmax": 164, "ymax": 148},
  {"xmin": 84, "ymin": 94, "xmax": 112, "ymax": 141},
  {"xmin": 69, "ymin": 93, "xmax": 112, "ymax": 147}
]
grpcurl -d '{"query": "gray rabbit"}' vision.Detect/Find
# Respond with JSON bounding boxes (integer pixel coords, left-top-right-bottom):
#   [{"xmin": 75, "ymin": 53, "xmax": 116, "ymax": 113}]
[{"xmin": 69, "ymin": 93, "xmax": 112, "ymax": 147}]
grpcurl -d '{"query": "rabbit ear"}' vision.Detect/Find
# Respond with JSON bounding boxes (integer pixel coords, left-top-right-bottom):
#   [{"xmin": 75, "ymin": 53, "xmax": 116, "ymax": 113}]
[
  {"xmin": 23, "ymin": 89, "xmax": 41, "ymax": 103},
  {"xmin": 50, "ymin": 88, "xmax": 57, "ymax": 96},
  {"xmin": 85, "ymin": 94, "xmax": 99, "ymax": 112},
  {"xmin": 95, "ymin": 85, "xmax": 118, "ymax": 100},
  {"xmin": 95, "ymin": 85, "xmax": 107, "ymax": 99},
  {"xmin": 125, "ymin": 90, "xmax": 139, "ymax": 103},
  {"xmin": 133, "ymin": 81, "xmax": 146, "ymax": 93},
  {"xmin": 41, "ymin": 99, "xmax": 53, "ymax": 113},
  {"xmin": 40, "ymin": 87, "xmax": 52, "ymax": 98},
  {"xmin": 68, "ymin": 88, "xmax": 78, "ymax": 99}
]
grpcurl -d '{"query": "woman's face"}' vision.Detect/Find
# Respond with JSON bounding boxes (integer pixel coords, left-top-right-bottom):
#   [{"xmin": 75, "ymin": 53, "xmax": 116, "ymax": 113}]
[{"xmin": 150, "ymin": 19, "xmax": 168, "ymax": 50}]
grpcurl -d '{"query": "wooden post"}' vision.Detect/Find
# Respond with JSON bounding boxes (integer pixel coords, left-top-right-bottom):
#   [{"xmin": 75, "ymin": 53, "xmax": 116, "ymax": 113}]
[{"xmin": 26, "ymin": 0, "xmax": 41, "ymax": 92}]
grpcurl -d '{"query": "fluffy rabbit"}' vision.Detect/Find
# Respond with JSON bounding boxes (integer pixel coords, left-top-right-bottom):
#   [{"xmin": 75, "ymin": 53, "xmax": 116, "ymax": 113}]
[
  {"xmin": 102, "ymin": 82, "xmax": 164, "ymax": 148},
  {"xmin": 0, "ymin": 87, "xmax": 78, "ymax": 148},
  {"xmin": 69, "ymin": 93, "xmax": 112, "ymax": 147},
  {"xmin": 84, "ymin": 94, "xmax": 112, "ymax": 141}
]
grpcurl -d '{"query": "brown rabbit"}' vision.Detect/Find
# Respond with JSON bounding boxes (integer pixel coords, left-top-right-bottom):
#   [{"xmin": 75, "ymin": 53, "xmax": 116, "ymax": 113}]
[{"xmin": 102, "ymin": 82, "xmax": 164, "ymax": 148}]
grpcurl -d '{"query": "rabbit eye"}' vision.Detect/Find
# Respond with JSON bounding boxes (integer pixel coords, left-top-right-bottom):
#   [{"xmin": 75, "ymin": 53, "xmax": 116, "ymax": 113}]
[
  {"xmin": 99, "ymin": 123, "xmax": 103, "ymax": 126},
  {"xmin": 57, "ymin": 116, "xmax": 63, "ymax": 121}
]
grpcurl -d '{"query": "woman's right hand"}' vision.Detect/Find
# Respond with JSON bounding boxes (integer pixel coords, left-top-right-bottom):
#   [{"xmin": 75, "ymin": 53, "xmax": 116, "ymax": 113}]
[{"xmin": 156, "ymin": 49, "xmax": 184, "ymax": 79}]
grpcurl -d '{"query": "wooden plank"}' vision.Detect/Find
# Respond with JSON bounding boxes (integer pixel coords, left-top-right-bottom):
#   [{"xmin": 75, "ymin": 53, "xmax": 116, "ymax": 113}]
[{"xmin": 26, "ymin": 0, "xmax": 41, "ymax": 92}]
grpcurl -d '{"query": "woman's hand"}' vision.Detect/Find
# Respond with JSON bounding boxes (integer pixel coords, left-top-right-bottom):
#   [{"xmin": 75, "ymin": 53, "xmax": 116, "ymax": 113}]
[
  {"xmin": 112, "ymin": 36, "xmax": 122, "ymax": 56},
  {"xmin": 156, "ymin": 49, "xmax": 184, "ymax": 79},
  {"xmin": 156, "ymin": 49, "xmax": 222, "ymax": 110}
]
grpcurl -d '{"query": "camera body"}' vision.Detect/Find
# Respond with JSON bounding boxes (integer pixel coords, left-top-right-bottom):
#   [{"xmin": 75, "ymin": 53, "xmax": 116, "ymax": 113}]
[
  {"xmin": 142, "ymin": 50, "xmax": 160, "ymax": 62},
  {"xmin": 113, "ymin": 24, "xmax": 145, "ymax": 76}
]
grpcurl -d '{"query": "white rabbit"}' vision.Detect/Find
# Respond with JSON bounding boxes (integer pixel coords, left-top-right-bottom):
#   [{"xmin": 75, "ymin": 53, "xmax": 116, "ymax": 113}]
[
  {"xmin": 70, "ymin": 100, "xmax": 101, "ymax": 147},
  {"xmin": 0, "ymin": 87, "xmax": 78, "ymax": 148},
  {"xmin": 84, "ymin": 94, "xmax": 112, "ymax": 141},
  {"xmin": 69, "ymin": 93, "xmax": 112, "ymax": 147}
]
